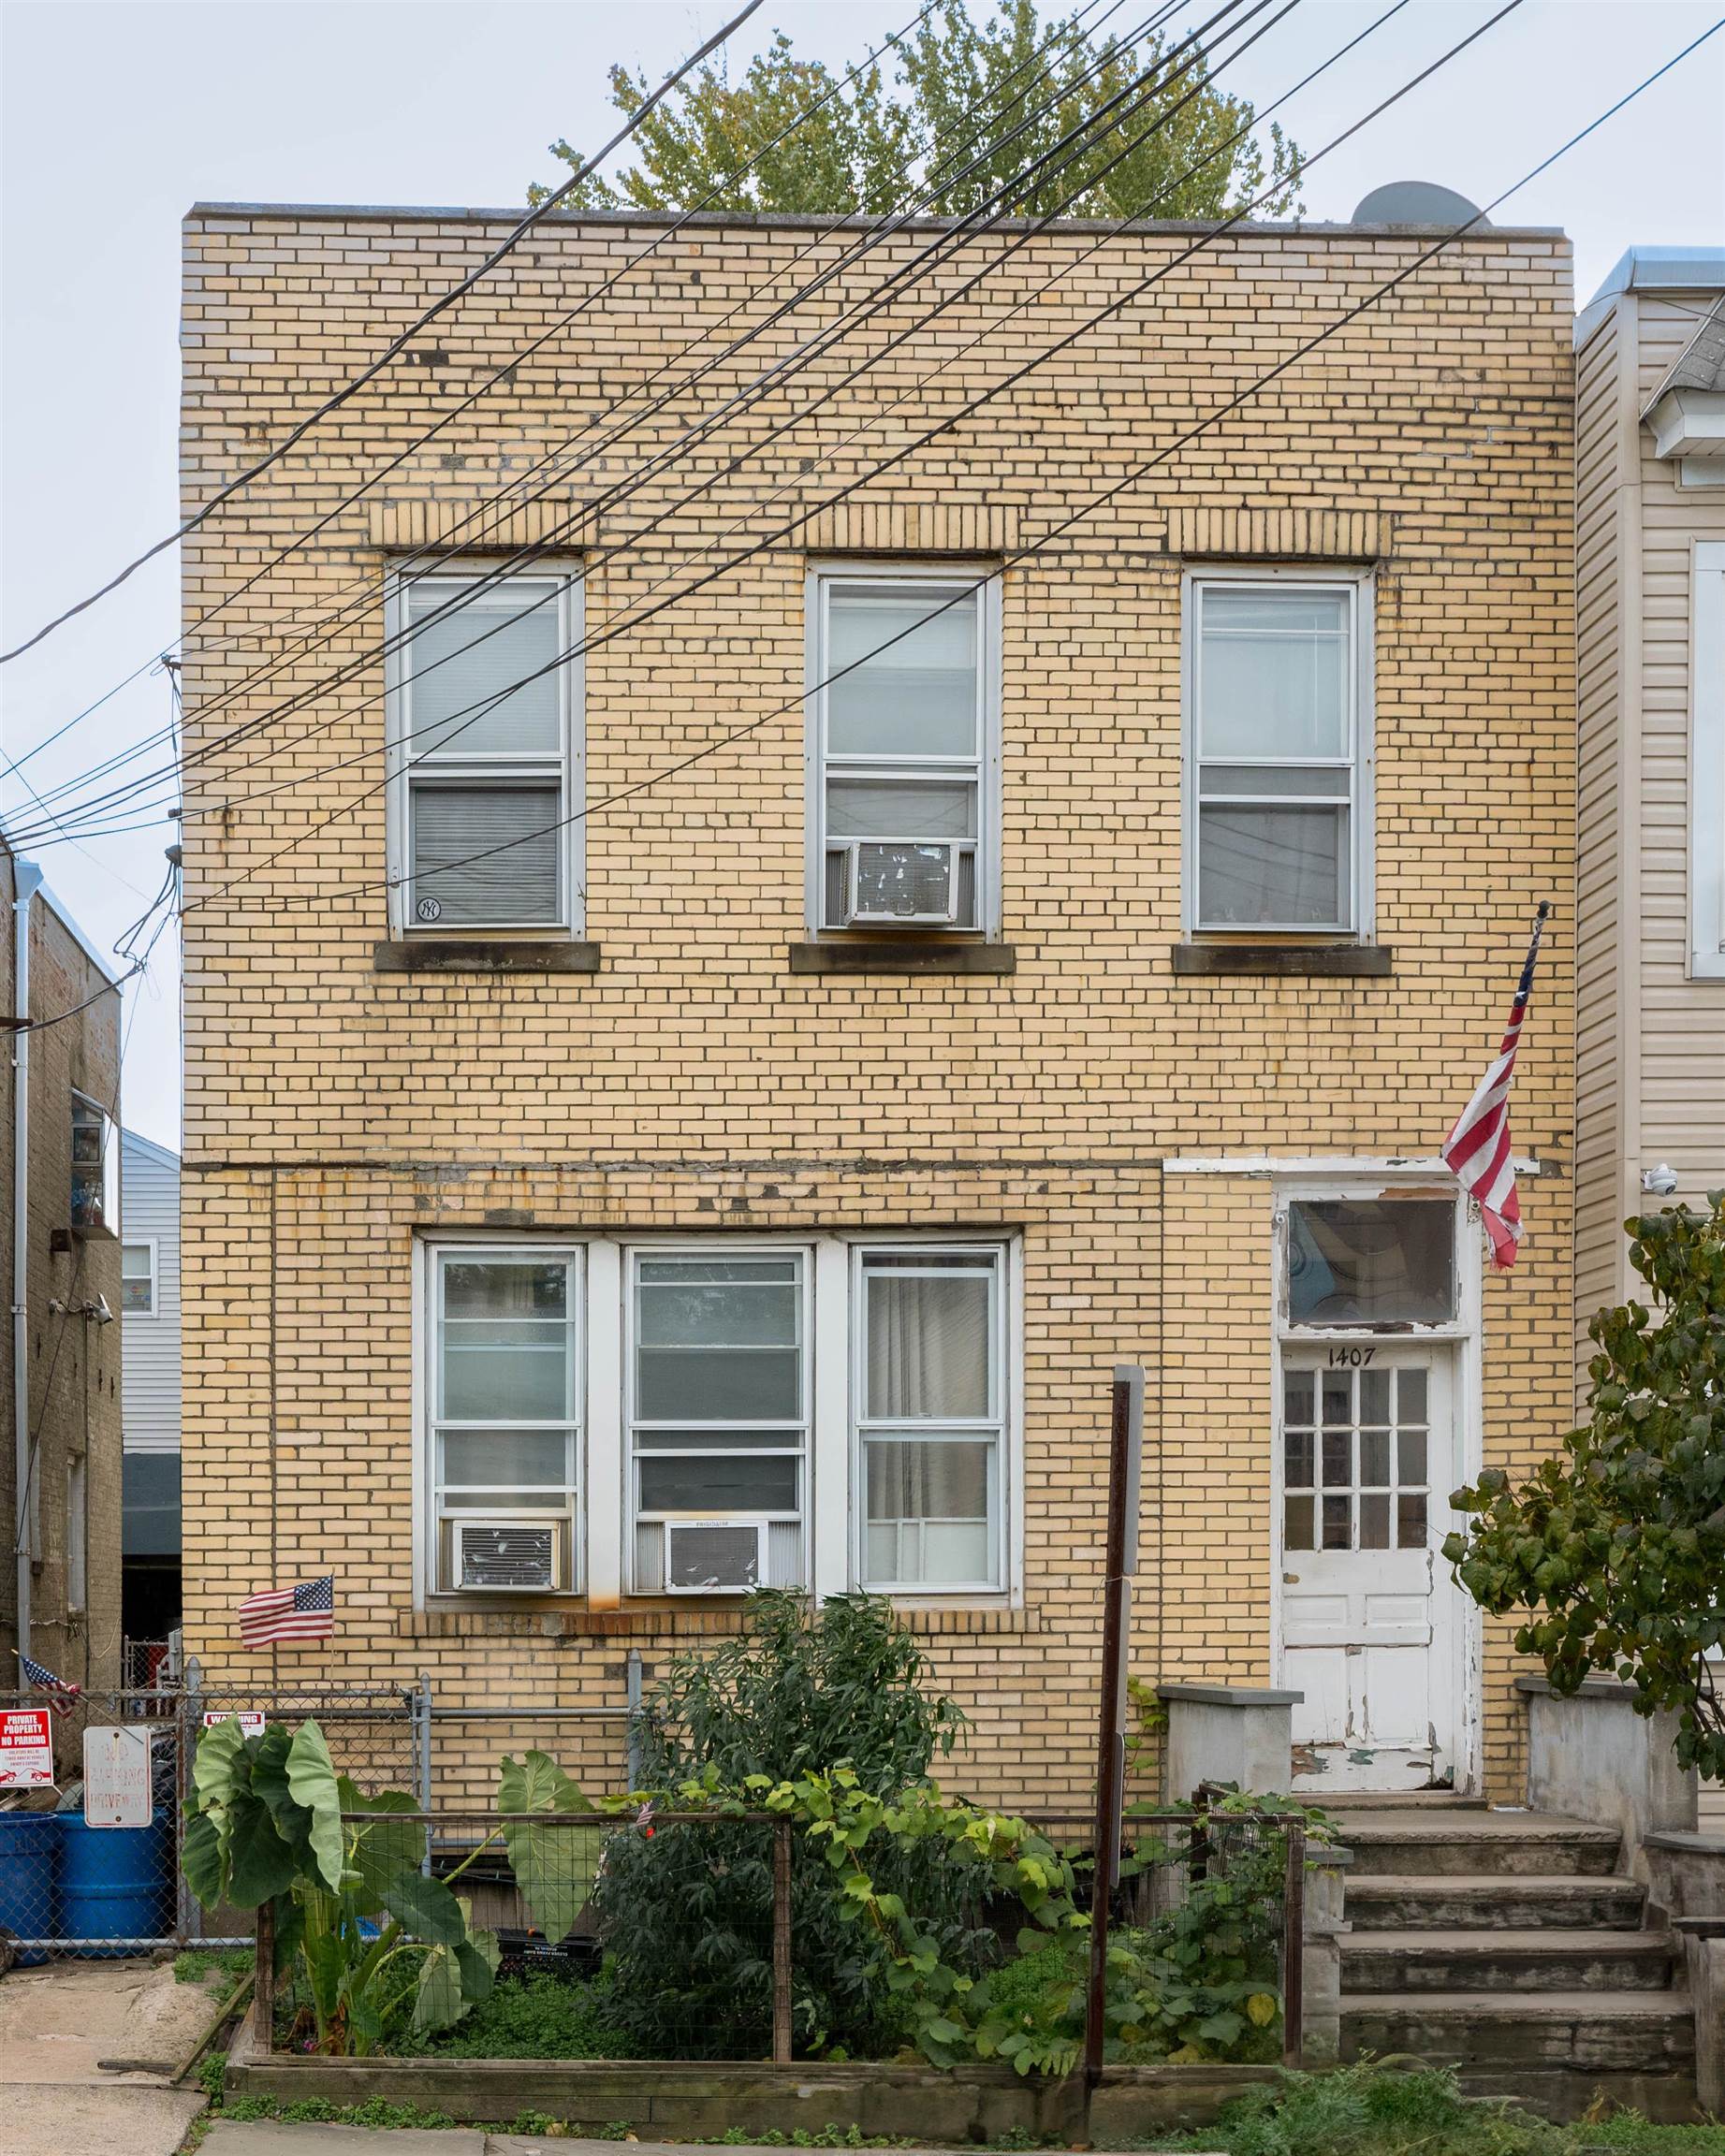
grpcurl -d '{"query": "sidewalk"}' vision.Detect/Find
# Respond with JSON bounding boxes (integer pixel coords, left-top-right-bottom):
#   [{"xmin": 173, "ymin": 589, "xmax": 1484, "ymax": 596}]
[
  {"xmin": 0, "ymin": 1959, "xmax": 212, "ymax": 2156},
  {"xmin": 198, "ymin": 2134, "xmax": 990, "ymax": 2156}
]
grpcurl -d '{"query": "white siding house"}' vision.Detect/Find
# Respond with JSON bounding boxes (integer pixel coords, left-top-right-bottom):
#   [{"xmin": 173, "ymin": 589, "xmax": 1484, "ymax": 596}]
[{"xmin": 120, "ymin": 1128, "xmax": 181, "ymax": 1643}]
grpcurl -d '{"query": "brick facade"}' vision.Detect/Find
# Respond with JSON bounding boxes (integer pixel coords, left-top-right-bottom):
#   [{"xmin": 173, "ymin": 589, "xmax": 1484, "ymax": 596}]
[{"xmin": 179, "ymin": 208, "xmax": 1575, "ymax": 1807}]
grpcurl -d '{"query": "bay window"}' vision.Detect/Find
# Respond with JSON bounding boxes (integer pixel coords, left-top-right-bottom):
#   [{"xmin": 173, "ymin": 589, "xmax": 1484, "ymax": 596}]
[
  {"xmin": 387, "ymin": 570, "xmax": 582, "ymax": 936},
  {"xmin": 810, "ymin": 571, "xmax": 1000, "ymax": 935},
  {"xmin": 1186, "ymin": 571, "xmax": 1371, "ymax": 936}
]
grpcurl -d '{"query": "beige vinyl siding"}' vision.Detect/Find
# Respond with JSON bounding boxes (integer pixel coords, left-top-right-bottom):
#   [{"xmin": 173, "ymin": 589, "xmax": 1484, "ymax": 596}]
[{"xmin": 1572, "ymin": 306, "xmax": 1625, "ymax": 1394}]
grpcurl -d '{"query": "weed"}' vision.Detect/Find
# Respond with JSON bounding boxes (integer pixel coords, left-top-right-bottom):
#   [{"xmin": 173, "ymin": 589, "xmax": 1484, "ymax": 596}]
[
  {"xmin": 398, "ymin": 1971, "xmax": 631, "ymax": 2061},
  {"xmin": 173, "ymin": 1946, "xmax": 250, "ymax": 1988}
]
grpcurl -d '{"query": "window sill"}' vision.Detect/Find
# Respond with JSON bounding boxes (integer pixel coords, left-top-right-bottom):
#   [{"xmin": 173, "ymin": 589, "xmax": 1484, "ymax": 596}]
[
  {"xmin": 1170, "ymin": 941, "xmax": 1392, "ymax": 977},
  {"xmin": 373, "ymin": 940, "xmax": 601, "ymax": 975},
  {"xmin": 402, "ymin": 1600, "xmax": 1039, "ymax": 1639},
  {"xmin": 788, "ymin": 939, "xmax": 1016, "ymax": 976}
]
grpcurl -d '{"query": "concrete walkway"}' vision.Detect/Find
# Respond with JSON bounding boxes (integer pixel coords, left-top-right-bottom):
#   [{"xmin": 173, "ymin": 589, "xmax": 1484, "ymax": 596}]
[
  {"xmin": 0, "ymin": 1959, "xmax": 212, "ymax": 2155},
  {"xmin": 200, "ymin": 2137, "xmax": 1008, "ymax": 2156}
]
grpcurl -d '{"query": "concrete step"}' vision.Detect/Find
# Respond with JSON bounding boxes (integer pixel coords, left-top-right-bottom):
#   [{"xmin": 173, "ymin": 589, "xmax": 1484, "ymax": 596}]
[
  {"xmin": 1339, "ymin": 1926, "xmax": 1679, "ymax": 1993},
  {"xmin": 1344, "ymin": 1872, "xmax": 1646, "ymax": 1931},
  {"xmin": 1328, "ymin": 1809, "xmax": 1621, "ymax": 1877},
  {"xmin": 1341, "ymin": 1988, "xmax": 1695, "ymax": 2072}
]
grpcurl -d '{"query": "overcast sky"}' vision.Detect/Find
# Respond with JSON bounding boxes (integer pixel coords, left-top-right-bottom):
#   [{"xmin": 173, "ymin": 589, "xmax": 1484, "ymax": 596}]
[{"xmin": 2, "ymin": 0, "xmax": 1722, "ymax": 1151}]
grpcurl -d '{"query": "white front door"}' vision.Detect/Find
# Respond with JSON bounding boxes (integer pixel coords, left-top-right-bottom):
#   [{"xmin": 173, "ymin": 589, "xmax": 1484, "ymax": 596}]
[{"xmin": 1278, "ymin": 1349, "xmax": 1457, "ymax": 1793}]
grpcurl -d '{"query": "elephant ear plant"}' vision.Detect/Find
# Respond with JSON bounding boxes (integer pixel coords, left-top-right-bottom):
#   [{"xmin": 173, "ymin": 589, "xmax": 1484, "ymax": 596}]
[{"xmin": 183, "ymin": 1718, "xmax": 595, "ymax": 2056}]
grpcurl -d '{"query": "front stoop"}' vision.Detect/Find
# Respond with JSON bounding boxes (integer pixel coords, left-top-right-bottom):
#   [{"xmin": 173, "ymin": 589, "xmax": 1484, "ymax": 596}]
[{"xmin": 1334, "ymin": 1806, "xmax": 1700, "ymax": 2123}]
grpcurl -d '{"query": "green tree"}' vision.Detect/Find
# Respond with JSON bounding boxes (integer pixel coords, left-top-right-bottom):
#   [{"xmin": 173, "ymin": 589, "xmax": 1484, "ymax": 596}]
[
  {"xmin": 533, "ymin": 4, "xmax": 1300, "ymax": 221},
  {"xmin": 1444, "ymin": 1194, "xmax": 1725, "ymax": 1783}
]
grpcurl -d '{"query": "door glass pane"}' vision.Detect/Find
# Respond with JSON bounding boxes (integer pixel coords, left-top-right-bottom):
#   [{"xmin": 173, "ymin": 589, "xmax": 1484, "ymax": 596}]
[
  {"xmin": 1322, "ymin": 1430, "xmax": 1352, "ymax": 1486},
  {"xmin": 1398, "ymin": 1429, "xmax": 1428, "ymax": 1486},
  {"xmin": 1283, "ymin": 1493, "xmax": 1315, "ymax": 1551},
  {"xmin": 440, "ymin": 1428, "xmax": 568, "ymax": 1490},
  {"xmin": 1360, "ymin": 1367, "xmax": 1392, "ymax": 1425},
  {"xmin": 865, "ymin": 1268, "xmax": 990, "ymax": 1419},
  {"xmin": 1396, "ymin": 1492, "xmax": 1428, "ymax": 1549},
  {"xmin": 1322, "ymin": 1494, "xmax": 1351, "ymax": 1550},
  {"xmin": 405, "ymin": 579, "xmax": 562, "ymax": 758},
  {"xmin": 1359, "ymin": 1430, "xmax": 1391, "ymax": 1486},
  {"xmin": 1359, "ymin": 1493, "xmax": 1392, "ymax": 1549},
  {"xmin": 1284, "ymin": 1430, "xmax": 1313, "ymax": 1488},
  {"xmin": 1198, "ymin": 584, "xmax": 1349, "ymax": 759},
  {"xmin": 1287, "ymin": 1202, "xmax": 1455, "ymax": 1326},
  {"xmin": 638, "ymin": 1454, "xmax": 799, "ymax": 1513},
  {"xmin": 827, "ymin": 589, "xmax": 978, "ymax": 758},
  {"xmin": 1397, "ymin": 1367, "xmax": 1428, "ymax": 1423},
  {"xmin": 1284, "ymin": 1370, "xmax": 1314, "ymax": 1424},
  {"xmin": 1197, "ymin": 804, "xmax": 1348, "ymax": 928},
  {"xmin": 1322, "ymin": 1374, "xmax": 1351, "ymax": 1425}
]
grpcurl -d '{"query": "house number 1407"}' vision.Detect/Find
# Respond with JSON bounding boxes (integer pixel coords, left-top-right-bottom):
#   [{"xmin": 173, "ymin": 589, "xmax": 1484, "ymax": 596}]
[{"xmin": 1326, "ymin": 1346, "xmax": 1376, "ymax": 1368}]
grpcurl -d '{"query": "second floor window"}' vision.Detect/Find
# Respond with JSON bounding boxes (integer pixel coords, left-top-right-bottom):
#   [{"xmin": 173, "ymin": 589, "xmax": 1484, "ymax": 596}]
[
  {"xmin": 1186, "ymin": 571, "xmax": 1371, "ymax": 938},
  {"xmin": 810, "ymin": 570, "xmax": 1000, "ymax": 935},
  {"xmin": 121, "ymin": 1242, "xmax": 156, "ymax": 1315},
  {"xmin": 387, "ymin": 570, "xmax": 583, "ymax": 936},
  {"xmin": 70, "ymin": 1090, "xmax": 117, "ymax": 1235}
]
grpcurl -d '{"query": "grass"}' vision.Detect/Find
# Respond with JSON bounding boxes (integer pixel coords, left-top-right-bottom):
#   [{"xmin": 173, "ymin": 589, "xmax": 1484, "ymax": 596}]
[
  {"xmin": 172, "ymin": 1945, "xmax": 251, "ymax": 1989},
  {"xmin": 396, "ymin": 1970, "xmax": 633, "ymax": 2061}
]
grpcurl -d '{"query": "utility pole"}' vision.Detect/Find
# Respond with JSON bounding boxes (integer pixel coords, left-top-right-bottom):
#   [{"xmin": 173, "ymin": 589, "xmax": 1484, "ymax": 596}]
[{"xmin": 1084, "ymin": 1364, "xmax": 1144, "ymax": 2091}]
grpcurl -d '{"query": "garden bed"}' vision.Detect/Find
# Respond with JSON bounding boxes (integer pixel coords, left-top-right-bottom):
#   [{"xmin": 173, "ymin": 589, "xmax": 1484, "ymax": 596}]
[{"xmin": 222, "ymin": 2004, "xmax": 1282, "ymax": 2138}]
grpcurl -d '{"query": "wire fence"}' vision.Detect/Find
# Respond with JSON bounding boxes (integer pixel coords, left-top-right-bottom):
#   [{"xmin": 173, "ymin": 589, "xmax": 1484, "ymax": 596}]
[{"xmin": 251, "ymin": 1805, "xmax": 1305, "ymax": 2072}]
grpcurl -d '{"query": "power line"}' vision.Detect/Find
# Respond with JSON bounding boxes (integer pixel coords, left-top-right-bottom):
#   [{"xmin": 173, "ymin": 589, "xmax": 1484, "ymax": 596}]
[
  {"xmin": 14, "ymin": 0, "xmax": 1256, "ymax": 845},
  {"xmin": 183, "ymin": 0, "xmax": 1557, "ymax": 922},
  {"xmin": 0, "ymin": 0, "xmax": 767, "ymax": 667}
]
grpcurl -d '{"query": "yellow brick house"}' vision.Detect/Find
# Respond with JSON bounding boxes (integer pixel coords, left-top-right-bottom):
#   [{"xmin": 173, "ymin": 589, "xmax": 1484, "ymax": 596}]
[{"xmin": 177, "ymin": 202, "xmax": 1575, "ymax": 1808}]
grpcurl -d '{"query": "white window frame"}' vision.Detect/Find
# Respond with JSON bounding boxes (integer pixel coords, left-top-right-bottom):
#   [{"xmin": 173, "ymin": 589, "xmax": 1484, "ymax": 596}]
[
  {"xmin": 624, "ymin": 1244, "xmax": 812, "ymax": 1596},
  {"xmin": 69, "ymin": 1088, "xmax": 119, "ymax": 1236},
  {"xmin": 121, "ymin": 1239, "xmax": 158, "ymax": 1318},
  {"xmin": 383, "ymin": 565, "xmax": 585, "ymax": 940},
  {"xmin": 1181, "ymin": 565, "xmax": 1376, "ymax": 940},
  {"xmin": 412, "ymin": 1231, "xmax": 1023, "ymax": 1610},
  {"xmin": 423, "ymin": 1243, "xmax": 584, "ymax": 1598},
  {"xmin": 804, "ymin": 562, "xmax": 1004, "ymax": 940},
  {"xmin": 850, "ymin": 1242, "xmax": 1009, "ymax": 1597},
  {"xmin": 1691, "ymin": 543, "xmax": 1725, "ymax": 979}
]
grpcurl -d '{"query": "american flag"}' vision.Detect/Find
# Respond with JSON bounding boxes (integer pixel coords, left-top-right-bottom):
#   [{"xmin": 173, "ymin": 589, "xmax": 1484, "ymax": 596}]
[
  {"xmin": 1442, "ymin": 904, "xmax": 1550, "ymax": 1272},
  {"xmin": 239, "ymin": 1574, "xmax": 335, "ymax": 1650},
  {"xmin": 20, "ymin": 1653, "xmax": 81, "ymax": 1715}
]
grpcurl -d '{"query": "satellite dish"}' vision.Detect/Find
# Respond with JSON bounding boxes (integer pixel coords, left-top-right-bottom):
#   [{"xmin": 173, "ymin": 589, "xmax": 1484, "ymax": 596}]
[{"xmin": 1352, "ymin": 181, "xmax": 1485, "ymax": 227}]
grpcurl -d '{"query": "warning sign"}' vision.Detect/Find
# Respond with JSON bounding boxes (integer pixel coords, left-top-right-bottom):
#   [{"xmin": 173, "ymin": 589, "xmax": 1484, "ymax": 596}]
[
  {"xmin": 0, "ymin": 1707, "xmax": 55, "ymax": 1788},
  {"xmin": 200, "ymin": 1710, "xmax": 266, "ymax": 1737},
  {"xmin": 84, "ymin": 1726, "xmax": 153, "ymax": 1828}
]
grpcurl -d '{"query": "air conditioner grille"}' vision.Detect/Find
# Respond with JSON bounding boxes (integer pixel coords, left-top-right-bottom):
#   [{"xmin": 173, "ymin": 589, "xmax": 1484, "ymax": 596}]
[
  {"xmin": 853, "ymin": 841, "xmax": 955, "ymax": 920},
  {"xmin": 665, "ymin": 1521, "xmax": 763, "ymax": 1593},
  {"xmin": 457, "ymin": 1521, "xmax": 557, "ymax": 1591}
]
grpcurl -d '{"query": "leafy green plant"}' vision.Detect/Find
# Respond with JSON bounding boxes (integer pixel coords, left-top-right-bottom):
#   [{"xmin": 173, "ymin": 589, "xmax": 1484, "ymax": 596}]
[
  {"xmin": 1446, "ymin": 1194, "xmax": 1725, "ymax": 1781},
  {"xmin": 402, "ymin": 1971, "xmax": 631, "ymax": 2061},
  {"xmin": 1158, "ymin": 2058, "xmax": 1570, "ymax": 2156}
]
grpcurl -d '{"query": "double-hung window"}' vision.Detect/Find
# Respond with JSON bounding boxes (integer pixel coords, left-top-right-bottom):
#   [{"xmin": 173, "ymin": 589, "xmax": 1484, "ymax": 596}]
[
  {"xmin": 811, "ymin": 571, "xmax": 999, "ymax": 934},
  {"xmin": 387, "ymin": 570, "xmax": 582, "ymax": 936},
  {"xmin": 854, "ymin": 1246, "xmax": 1005, "ymax": 1592},
  {"xmin": 121, "ymin": 1242, "xmax": 156, "ymax": 1316},
  {"xmin": 429, "ymin": 1249, "xmax": 581, "ymax": 1594},
  {"xmin": 1186, "ymin": 571, "xmax": 1371, "ymax": 936},
  {"xmin": 628, "ymin": 1253, "xmax": 810, "ymax": 1595}
]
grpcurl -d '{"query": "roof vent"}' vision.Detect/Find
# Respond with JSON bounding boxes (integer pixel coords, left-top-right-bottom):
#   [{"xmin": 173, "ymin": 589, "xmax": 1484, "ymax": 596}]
[{"xmin": 1351, "ymin": 181, "xmax": 1485, "ymax": 228}]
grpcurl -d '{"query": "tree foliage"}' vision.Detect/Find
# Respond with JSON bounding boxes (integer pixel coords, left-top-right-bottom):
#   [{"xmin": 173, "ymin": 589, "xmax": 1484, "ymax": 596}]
[
  {"xmin": 1444, "ymin": 1194, "xmax": 1725, "ymax": 1783},
  {"xmin": 533, "ymin": 3, "xmax": 1300, "ymax": 222}
]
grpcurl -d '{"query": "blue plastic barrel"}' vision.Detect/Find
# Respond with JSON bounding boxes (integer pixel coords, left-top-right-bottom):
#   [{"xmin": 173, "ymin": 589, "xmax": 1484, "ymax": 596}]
[
  {"xmin": 57, "ymin": 1809, "xmax": 171, "ymax": 1955},
  {"xmin": 0, "ymin": 1814, "xmax": 59, "ymax": 1965}
]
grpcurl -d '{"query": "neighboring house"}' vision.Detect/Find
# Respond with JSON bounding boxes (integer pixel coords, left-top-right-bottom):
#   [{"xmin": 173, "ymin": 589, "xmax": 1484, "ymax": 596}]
[
  {"xmin": 178, "ymin": 201, "xmax": 1574, "ymax": 1808},
  {"xmin": 120, "ymin": 1127, "xmax": 182, "ymax": 1650},
  {"xmin": 1572, "ymin": 247, "xmax": 1725, "ymax": 1833},
  {"xmin": 2, "ymin": 839, "xmax": 124, "ymax": 1697}
]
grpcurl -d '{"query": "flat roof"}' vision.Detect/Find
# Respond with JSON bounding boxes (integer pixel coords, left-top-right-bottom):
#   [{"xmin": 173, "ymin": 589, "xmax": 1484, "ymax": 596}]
[{"xmin": 184, "ymin": 200, "xmax": 1563, "ymax": 241}]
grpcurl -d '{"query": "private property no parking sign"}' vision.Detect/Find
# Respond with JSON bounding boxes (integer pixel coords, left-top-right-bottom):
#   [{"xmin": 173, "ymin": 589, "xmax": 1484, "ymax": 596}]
[{"xmin": 0, "ymin": 1708, "xmax": 54, "ymax": 1788}]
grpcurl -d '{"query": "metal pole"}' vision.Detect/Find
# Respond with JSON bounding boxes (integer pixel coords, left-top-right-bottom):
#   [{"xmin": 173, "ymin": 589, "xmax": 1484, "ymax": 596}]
[
  {"xmin": 625, "ymin": 1647, "xmax": 644, "ymax": 1791},
  {"xmin": 1084, "ymin": 1366, "xmax": 1145, "ymax": 2090},
  {"xmin": 178, "ymin": 1657, "xmax": 201, "ymax": 1945},
  {"xmin": 417, "ymin": 1670, "xmax": 433, "ymax": 1875},
  {"xmin": 772, "ymin": 1818, "xmax": 794, "ymax": 2066},
  {"xmin": 254, "ymin": 1898, "xmax": 275, "ymax": 2057},
  {"xmin": 1281, "ymin": 1820, "xmax": 1306, "ymax": 2069}
]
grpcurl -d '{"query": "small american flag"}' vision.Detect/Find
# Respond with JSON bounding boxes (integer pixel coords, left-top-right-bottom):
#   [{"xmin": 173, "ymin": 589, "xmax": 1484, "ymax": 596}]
[
  {"xmin": 1442, "ymin": 904, "xmax": 1550, "ymax": 1271},
  {"xmin": 239, "ymin": 1574, "xmax": 335, "ymax": 1650},
  {"xmin": 20, "ymin": 1653, "xmax": 81, "ymax": 1715}
]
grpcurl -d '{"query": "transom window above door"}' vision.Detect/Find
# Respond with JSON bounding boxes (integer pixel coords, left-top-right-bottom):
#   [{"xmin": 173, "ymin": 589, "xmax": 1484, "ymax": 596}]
[
  {"xmin": 1186, "ymin": 572, "xmax": 1371, "ymax": 936},
  {"xmin": 1285, "ymin": 1198, "xmax": 1456, "ymax": 1328},
  {"xmin": 810, "ymin": 571, "xmax": 1001, "ymax": 936}
]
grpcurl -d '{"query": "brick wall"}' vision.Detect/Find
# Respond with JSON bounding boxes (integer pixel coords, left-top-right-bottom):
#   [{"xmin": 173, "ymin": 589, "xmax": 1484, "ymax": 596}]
[{"xmin": 179, "ymin": 210, "xmax": 1575, "ymax": 1806}]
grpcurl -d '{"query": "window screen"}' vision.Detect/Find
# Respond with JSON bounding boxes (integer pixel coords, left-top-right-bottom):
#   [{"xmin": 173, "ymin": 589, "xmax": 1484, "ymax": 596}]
[
  {"xmin": 396, "ymin": 575, "xmax": 576, "ymax": 931},
  {"xmin": 816, "ymin": 578, "xmax": 988, "ymax": 931},
  {"xmin": 855, "ymin": 1246, "xmax": 1003, "ymax": 1590},
  {"xmin": 1192, "ymin": 580, "xmax": 1359, "ymax": 932}
]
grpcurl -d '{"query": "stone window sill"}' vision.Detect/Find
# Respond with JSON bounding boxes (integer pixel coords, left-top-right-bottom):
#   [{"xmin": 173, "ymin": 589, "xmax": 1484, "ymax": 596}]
[
  {"xmin": 788, "ymin": 939, "xmax": 1016, "ymax": 976},
  {"xmin": 1170, "ymin": 941, "xmax": 1392, "ymax": 977},
  {"xmin": 373, "ymin": 940, "xmax": 601, "ymax": 975}
]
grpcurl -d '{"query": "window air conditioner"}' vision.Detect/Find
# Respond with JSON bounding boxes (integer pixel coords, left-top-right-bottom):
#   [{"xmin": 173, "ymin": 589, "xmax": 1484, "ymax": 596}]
[
  {"xmin": 841, "ymin": 840, "xmax": 960, "ymax": 926},
  {"xmin": 452, "ymin": 1517, "xmax": 564, "ymax": 1593},
  {"xmin": 664, "ymin": 1519, "xmax": 768, "ymax": 1595}
]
